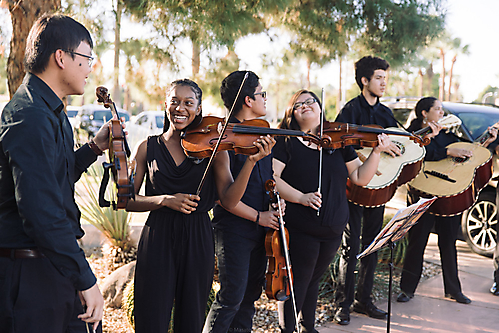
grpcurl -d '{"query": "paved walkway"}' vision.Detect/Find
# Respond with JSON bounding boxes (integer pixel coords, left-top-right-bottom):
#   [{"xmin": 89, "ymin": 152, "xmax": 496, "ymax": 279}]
[{"xmin": 318, "ymin": 234, "xmax": 499, "ymax": 333}]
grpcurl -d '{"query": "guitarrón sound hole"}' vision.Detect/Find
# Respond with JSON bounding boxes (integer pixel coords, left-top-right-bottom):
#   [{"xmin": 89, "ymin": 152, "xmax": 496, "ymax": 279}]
[{"xmin": 453, "ymin": 156, "xmax": 469, "ymax": 163}]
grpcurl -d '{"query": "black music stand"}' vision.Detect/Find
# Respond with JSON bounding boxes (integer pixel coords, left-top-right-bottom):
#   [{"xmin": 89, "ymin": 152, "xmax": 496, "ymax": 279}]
[{"xmin": 357, "ymin": 196, "xmax": 437, "ymax": 333}]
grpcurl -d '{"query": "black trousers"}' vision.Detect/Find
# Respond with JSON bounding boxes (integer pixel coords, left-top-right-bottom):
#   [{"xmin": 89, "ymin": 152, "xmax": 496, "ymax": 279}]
[
  {"xmin": 0, "ymin": 255, "xmax": 101, "ymax": 333},
  {"xmin": 399, "ymin": 212, "xmax": 462, "ymax": 295},
  {"xmin": 278, "ymin": 229, "xmax": 342, "ymax": 333},
  {"xmin": 134, "ymin": 212, "xmax": 215, "ymax": 333},
  {"xmin": 494, "ymin": 186, "xmax": 499, "ymax": 284},
  {"xmin": 203, "ymin": 228, "xmax": 267, "ymax": 333},
  {"xmin": 335, "ymin": 203, "xmax": 385, "ymax": 307}
]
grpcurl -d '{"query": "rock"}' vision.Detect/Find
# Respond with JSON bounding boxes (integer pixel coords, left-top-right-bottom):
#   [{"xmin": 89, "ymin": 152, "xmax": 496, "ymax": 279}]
[{"xmin": 101, "ymin": 261, "xmax": 136, "ymax": 308}]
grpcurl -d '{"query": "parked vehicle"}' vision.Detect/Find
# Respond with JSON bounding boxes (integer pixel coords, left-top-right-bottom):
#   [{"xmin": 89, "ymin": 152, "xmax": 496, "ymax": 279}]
[
  {"xmin": 387, "ymin": 99, "xmax": 499, "ymax": 256},
  {"xmin": 65, "ymin": 105, "xmax": 81, "ymax": 128},
  {"xmin": 125, "ymin": 110, "xmax": 164, "ymax": 150},
  {"xmin": 76, "ymin": 104, "xmax": 130, "ymax": 138}
]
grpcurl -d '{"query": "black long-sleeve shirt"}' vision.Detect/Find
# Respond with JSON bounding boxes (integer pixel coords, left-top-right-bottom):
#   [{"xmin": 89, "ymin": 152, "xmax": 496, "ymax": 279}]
[
  {"xmin": 335, "ymin": 94, "xmax": 398, "ymax": 128},
  {"xmin": 0, "ymin": 73, "xmax": 98, "ymax": 290}
]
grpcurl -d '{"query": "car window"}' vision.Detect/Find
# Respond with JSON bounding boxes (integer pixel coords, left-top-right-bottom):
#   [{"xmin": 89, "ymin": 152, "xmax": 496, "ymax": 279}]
[
  {"xmin": 456, "ymin": 112, "xmax": 499, "ymax": 141},
  {"xmin": 137, "ymin": 115, "xmax": 147, "ymax": 125},
  {"xmin": 66, "ymin": 110, "xmax": 78, "ymax": 118},
  {"xmin": 155, "ymin": 115, "xmax": 164, "ymax": 129},
  {"xmin": 118, "ymin": 112, "xmax": 130, "ymax": 122},
  {"xmin": 93, "ymin": 110, "xmax": 113, "ymax": 122}
]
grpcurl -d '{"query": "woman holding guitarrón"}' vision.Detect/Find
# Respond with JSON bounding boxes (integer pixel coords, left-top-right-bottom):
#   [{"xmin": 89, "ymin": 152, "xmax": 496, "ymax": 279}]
[{"xmin": 397, "ymin": 97, "xmax": 497, "ymax": 305}]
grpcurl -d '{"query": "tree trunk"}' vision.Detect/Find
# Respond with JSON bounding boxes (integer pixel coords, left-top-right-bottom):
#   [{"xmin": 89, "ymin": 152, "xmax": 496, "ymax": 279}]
[
  {"xmin": 418, "ymin": 69, "xmax": 424, "ymax": 97},
  {"xmin": 305, "ymin": 57, "xmax": 311, "ymax": 90},
  {"xmin": 337, "ymin": 57, "xmax": 342, "ymax": 113},
  {"xmin": 113, "ymin": 0, "xmax": 122, "ymax": 108},
  {"xmin": 6, "ymin": 0, "xmax": 60, "ymax": 98},
  {"xmin": 439, "ymin": 48, "xmax": 445, "ymax": 101},
  {"xmin": 192, "ymin": 38, "xmax": 200, "ymax": 79},
  {"xmin": 447, "ymin": 55, "xmax": 457, "ymax": 102},
  {"xmin": 427, "ymin": 63, "xmax": 434, "ymax": 95}
]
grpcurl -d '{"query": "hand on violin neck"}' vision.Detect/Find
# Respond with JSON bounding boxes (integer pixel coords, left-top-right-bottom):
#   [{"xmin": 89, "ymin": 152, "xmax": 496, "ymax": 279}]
[
  {"xmin": 247, "ymin": 135, "xmax": 276, "ymax": 164},
  {"xmin": 93, "ymin": 119, "xmax": 126, "ymax": 152},
  {"xmin": 258, "ymin": 210, "xmax": 280, "ymax": 230},
  {"xmin": 92, "ymin": 124, "xmax": 111, "ymax": 151}
]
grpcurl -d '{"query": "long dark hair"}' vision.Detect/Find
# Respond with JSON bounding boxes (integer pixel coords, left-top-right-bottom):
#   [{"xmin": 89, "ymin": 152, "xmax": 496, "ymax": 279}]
[
  {"xmin": 163, "ymin": 79, "xmax": 203, "ymax": 132},
  {"xmin": 407, "ymin": 97, "xmax": 438, "ymax": 131}
]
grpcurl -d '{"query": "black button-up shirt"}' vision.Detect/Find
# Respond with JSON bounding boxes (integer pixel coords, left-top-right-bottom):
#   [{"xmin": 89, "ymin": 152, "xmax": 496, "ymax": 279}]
[
  {"xmin": 335, "ymin": 93, "xmax": 398, "ymax": 128},
  {"xmin": 0, "ymin": 73, "xmax": 98, "ymax": 290}
]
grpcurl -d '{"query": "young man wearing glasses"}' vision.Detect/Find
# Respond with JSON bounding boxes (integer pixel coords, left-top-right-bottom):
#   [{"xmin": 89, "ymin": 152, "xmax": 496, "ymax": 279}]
[
  {"xmin": 203, "ymin": 70, "xmax": 279, "ymax": 333},
  {"xmin": 333, "ymin": 55, "xmax": 401, "ymax": 325},
  {"xmin": 0, "ymin": 13, "xmax": 109, "ymax": 333}
]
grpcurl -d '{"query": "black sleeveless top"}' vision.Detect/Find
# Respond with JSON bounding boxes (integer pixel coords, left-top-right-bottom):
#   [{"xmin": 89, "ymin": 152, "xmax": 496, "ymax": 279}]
[{"xmin": 145, "ymin": 135, "xmax": 217, "ymax": 214}]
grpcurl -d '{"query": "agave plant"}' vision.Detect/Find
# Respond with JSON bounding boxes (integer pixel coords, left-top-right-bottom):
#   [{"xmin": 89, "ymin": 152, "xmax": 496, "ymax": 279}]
[{"xmin": 76, "ymin": 164, "xmax": 135, "ymax": 266}]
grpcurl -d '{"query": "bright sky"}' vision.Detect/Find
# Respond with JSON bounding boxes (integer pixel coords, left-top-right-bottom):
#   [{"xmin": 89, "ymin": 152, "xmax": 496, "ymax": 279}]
[
  {"xmin": 444, "ymin": 0, "xmax": 499, "ymax": 102},
  {"xmin": 234, "ymin": 0, "xmax": 499, "ymax": 104}
]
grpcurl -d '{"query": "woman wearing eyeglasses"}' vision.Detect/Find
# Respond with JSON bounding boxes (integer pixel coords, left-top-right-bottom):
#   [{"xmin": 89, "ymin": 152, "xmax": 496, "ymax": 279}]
[{"xmin": 273, "ymin": 89, "xmax": 391, "ymax": 332}]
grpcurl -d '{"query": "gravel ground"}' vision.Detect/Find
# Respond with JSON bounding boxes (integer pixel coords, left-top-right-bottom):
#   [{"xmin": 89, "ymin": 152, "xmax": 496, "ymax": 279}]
[{"xmin": 88, "ymin": 257, "xmax": 441, "ymax": 332}]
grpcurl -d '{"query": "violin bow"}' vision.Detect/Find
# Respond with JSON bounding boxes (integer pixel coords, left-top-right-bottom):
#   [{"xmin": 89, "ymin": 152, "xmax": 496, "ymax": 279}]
[
  {"xmin": 317, "ymin": 88, "xmax": 325, "ymax": 216},
  {"xmin": 275, "ymin": 190, "xmax": 300, "ymax": 333},
  {"xmin": 195, "ymin": 72, "xmax": 250, "ymax": 195}
]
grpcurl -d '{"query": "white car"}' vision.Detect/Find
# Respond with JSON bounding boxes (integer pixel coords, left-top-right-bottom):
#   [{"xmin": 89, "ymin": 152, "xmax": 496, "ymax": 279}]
[{"xmin": 126, "ymin": 110, "xmax": 164, "ymax": 150}]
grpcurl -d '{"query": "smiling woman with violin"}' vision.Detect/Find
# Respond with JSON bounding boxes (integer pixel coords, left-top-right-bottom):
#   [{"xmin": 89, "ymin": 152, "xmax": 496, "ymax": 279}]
[
  {"xmin": 273, "ymin": 89, "xmax": 391, "ymax": 333},
  {"xmin": 126, "ymin": 79, "xmax": 273, "ymax": 333}
]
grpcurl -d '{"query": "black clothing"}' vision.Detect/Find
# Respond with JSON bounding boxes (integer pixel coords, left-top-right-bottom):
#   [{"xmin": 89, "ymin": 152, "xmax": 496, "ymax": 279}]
[
  {"xmin": 336, "ymin": 94, "xmax": 398, "ymax": 129},
  {"xmin": 334, "ymin": 94, "xmax": 397, "ymax": 308},
  {"xmin": 273, "ymin": 137, "xmax": 358, "ymax": 234},
  {"xmin": 273, "ymin": 137, "xmax": 357, "ymax": 332},
  {"xmin": 400, "ymin": 127, "xmax": 464, "ymax": 296},
  {"xmin": 204, "ymin": 116, "xmax": 273, "ymax": 333},
  {"xmin": 336, "ymin": 203, "xmax": 385, "ymax": 306},
  {"xmin": 0, "ymin": 73, "xmax": 100, "ymax": 333},
  {"xmin": 0, "ymin": 73, "xmax": 98, "ymax": 289},
  {"xmin": 134, "ymin": 135, "xmax": 217, "ymax": 333}
]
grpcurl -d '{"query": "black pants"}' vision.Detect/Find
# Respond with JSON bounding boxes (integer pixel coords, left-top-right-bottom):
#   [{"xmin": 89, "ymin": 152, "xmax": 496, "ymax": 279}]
[
  {"xmin": 494, "ymin": 186, "xmax": 499, "ymax": 284},
  {"xmin": 279, "ymin": 229, "xmax": 341, "ymax": 333},
  {"xmin": 0, "ymin": 256, "xmax": 101, "ymax": 333},
  {"xmin": 134, "ymin": 211, "xmax": 214, "ymax": 333},
  {"xmin": 335, "ymin": 203, "xmax": 385, "ymax": 307},
  {"xmin": 399, "ymin": 212, "xmax": 462, "ymax": 295},
  {"xmin": 203, "ymin": 228, "xmax": 267, "ymax": 333}
]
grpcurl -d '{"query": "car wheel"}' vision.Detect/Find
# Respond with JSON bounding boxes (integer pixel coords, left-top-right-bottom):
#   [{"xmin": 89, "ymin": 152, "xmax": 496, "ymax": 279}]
[{"xmin": 461, "ymin": 191, "xmax": 497, "ymax": 257}]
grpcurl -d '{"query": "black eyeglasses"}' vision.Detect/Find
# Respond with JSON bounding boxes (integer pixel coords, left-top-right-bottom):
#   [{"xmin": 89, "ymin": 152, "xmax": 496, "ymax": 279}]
[
  {"xmin": 62, "ymin": 50, "xmax": 95, "ymax": 67},
  {"xmin": 254, "ymin": 91, "xmax": 267, "ymax": 99},
  {"xmin": 293, "ymin": 97, "xmax": 317, "ymax": 110}
]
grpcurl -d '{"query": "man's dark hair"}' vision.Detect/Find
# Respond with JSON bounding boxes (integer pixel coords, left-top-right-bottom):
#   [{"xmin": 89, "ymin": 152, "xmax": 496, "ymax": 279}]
[
  {"xmin": 220, "ymin": 70, "xmax": 260, "ymax": 115},
  {"xmin": 355, "ymin": 56, "xmax": 390, "ymax": 91},
  {"xmin": 24, "ymin": 13, "xmax": 93, "ymax": 74}
]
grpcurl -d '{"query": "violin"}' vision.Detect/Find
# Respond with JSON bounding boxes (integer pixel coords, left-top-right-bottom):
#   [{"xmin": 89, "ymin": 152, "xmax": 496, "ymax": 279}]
[
  {"xmin": 318, "ymin": 121, "xmax": 430, "ymax": 149},
  {"xmin": 181, "ymin": 116, "xmax": 321, "ymax": 159},
  {"xmin": 96, "ymin": 86, "xmax": 135, "ymax": 210},
  {"xmin": 264, "ymin": 180, "xmax": 300, "ymax": 332}
]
